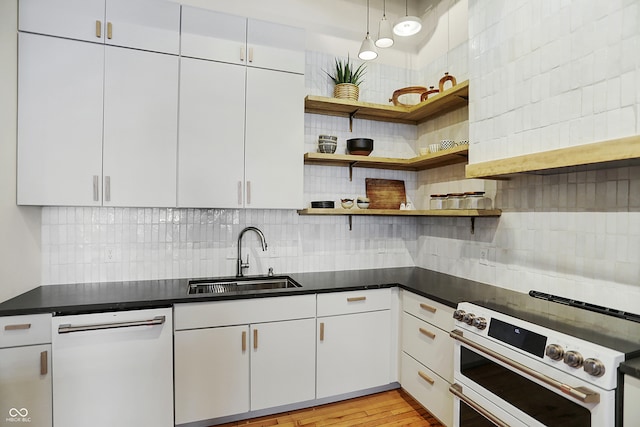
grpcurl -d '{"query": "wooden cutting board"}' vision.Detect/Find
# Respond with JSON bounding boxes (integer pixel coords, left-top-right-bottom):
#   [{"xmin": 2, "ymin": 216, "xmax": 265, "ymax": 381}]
[{"xmin": 366, "ymin": 178, "xmax": 406, "ymax": 209}]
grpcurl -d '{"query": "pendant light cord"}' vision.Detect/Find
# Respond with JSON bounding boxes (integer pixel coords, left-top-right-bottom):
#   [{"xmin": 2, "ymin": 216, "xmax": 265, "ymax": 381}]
[{"xmin": 366, "ymin": 0, "xmax": 370, "ymax": 34}]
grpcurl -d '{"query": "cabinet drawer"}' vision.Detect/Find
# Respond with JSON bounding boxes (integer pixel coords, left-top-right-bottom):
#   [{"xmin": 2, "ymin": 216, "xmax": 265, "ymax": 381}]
[
  {"xmin": 401, "ymin": 352, "xmax": 453, "ymax": 427},
  {"xmin": 401, "ymin": 312, "xmax": 453, "ymax": 383},
  {"xmin": 317, "ymin": 288, "xmax": 391, "ymax": 317},
  {"xmin": 402, "ymin": 291, "xmax": 454, "ymax": 331},
  {"xmin": 0, "ymin": 313, "xmax": 51, "ymax": 348},
  {"xmin": 174, "ymin": 294, "xmax": 316, "ymax": 330}
]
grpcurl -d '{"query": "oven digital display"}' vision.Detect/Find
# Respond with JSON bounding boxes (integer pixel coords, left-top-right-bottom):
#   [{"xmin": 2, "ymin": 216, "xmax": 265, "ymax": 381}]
[{"xmin": 487, "ymin": 318, "xmax": 547, "ymax": 358}]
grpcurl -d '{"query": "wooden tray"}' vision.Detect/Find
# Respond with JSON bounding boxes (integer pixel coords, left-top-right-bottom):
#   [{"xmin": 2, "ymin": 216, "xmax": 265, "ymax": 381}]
[{"xmin": 365, "ymin": 178, "xmax": 406, "ymax": 209}]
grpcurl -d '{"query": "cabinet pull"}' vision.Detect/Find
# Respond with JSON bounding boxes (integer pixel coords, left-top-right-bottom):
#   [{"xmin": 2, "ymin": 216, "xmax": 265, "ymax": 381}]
[
  {"xmin": 347, "ymin": 296, "xmax": 366, "ymax": 302},
  {"xmin": 419, "ymin": 327, "xmax": 436, "ymax": 339},
  {"xmin": 248, "ymin": 47, "xmax": 254, "ymax": 63},
  {"xmin": 418, "ymin": 370, "xmax": 435, "ymax": 385},
  {"xmin": 237, "ymin": 181, "xmax": 243, "ymax": 205},
  {"xmin": 246, "ymin": 181, "xmax": 251, "ymax": 205},
  {"xmin": 242, "ymin": 331, "xmax": 247, "ymax": 352},
  {"xmin": 95, "ymin": 20, "xmax": 102, "ymax": 38},
  {"xmin": 104, "ymin": 176, "xmax": 111, "ymax": 202},
  {"xmin": 420, "ymin": 303, "xmax": 437, "ymax": 313},
  {"xmin": 58, "ymin": 315, "xmax": 165, "ymax": 334},
  {"xmin": 40, "ymin": 351, "xmax": 48, "ymax": 375},
  {"xmin": 240, "ymin": 47, "xmax": 245, "ymax": 61},
  {"xmin": 4, "ymin": 323, "xmax": 31, "ymax": 331},
  {"xmin": 319, "ymin": 322, "xmax": 325, "ymax": 341},
  {"xmin": 93, "ymin": 175, "xmax": 99, "ymax": 201},
  {"xmin": 107, "ymin": 22, "xmax": 113, "ymax": 39},
  {"xmin": 253, "ymin": 329, "xmax": 258, "ymax": 350}
]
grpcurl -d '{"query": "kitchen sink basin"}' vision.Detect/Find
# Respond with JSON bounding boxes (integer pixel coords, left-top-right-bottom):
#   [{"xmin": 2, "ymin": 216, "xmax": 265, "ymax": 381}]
[{"xmin": 187, "ymin": 276, "xmax": 301, "ymax": 294}]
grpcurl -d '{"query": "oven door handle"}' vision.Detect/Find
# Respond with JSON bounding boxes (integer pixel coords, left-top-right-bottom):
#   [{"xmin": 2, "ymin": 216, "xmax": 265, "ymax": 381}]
[
  {"xmin": 449, "ymin": 383, "xmax": 510, "ymax": 427},
  {"xmin": 450, "ymin": 329, "xmax": 600, "ymax": 404}
]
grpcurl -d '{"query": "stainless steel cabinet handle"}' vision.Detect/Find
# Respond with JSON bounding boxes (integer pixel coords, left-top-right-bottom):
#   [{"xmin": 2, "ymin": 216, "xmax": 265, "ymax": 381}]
[
  {"xmin": 104, "ymin": 176, "xmax": 111, "ymax": 202},
  {"xmin": 107, "ymin": 22, "xmax": 113, "ymax": 39},
  {"xmin": 419, "ymin": 327, "xmax": 436, "ymax": 339},
  {"xmin": 93, "ymin": 175, "xmax": 99, "ymax": 201},
  {"xmin": 40, "ymin": 351, "xmax": 48, "ymax": 375},
  {"xmin": 420, "ymin": 303, "xmax": 437, "ymax": 313},
  {"xmin": 418, "ymin": 370, "xmax": 435, "ymax": 385},
  {"xmin": 4, "ymin": 323, "xmax": 31, "ymax": 331},
  {"xmin": 58, "ymin": 315, "xmax": 165, "ymax": 334},
  {"xmin": 450, "ymin": 329, "xmax": 600, "ymax": 404},
  {"xmin": 347, "ymin": 296, "xmax": 366, "ymax": 302},
  {"xmin": 95, "ymin": 20, "xmax": 102, "ymax": 38},
  {"xmin": 246, "ymin": 181, "xmax": 251, "ymax": 205},
  {"xmin": 449, "ymin": 383, "xmax": 510, "ymax": 427}
]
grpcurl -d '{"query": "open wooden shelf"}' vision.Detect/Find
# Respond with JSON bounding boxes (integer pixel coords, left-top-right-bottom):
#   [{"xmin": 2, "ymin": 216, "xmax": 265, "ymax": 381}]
[
  {"xmin": 466, "ymin": 135, "xmax": 640, "ymax": 178},
  {"xmin": 304, "ymin": 145, "xmax": 469, "ymax": 172},
  {"xmin": 297, "ymin": 208, "xmax": 502, "ymax": 217},
  {"xmin": 305, "ymin": 80, "xmax": 469, "ymax": 126}
]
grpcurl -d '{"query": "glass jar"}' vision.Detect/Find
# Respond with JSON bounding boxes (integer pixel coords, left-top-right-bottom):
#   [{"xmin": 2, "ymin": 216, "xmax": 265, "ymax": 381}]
[
  {"xmin": 464, "ymin": 192, "xmax": 491, "ymax": 209},
  {"xmin": 429, "ymin": 194, "xmax": 447, "ymax": 210},
  {"xmin": 445, "ymin": 193, "xmax": 465, "ymax": 209}
]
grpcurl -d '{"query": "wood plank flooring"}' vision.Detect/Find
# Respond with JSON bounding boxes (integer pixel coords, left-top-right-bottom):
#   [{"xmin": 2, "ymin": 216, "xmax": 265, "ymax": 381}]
[{"xmin": 212, "ymin": 389, "xmax": 444, "ymax": 427}]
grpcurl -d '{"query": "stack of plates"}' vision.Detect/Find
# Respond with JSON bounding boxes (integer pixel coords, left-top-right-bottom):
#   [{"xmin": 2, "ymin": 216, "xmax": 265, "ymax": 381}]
[{"xmin": 311, "ymin": 201, "xmax": 335, "ymax": 208}]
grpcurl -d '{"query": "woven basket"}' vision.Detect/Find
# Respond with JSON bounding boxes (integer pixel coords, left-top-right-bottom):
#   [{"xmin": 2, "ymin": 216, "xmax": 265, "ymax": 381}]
[{"xmin": 334, "ymin": 83, "xmax": 359, "ymax": 101}]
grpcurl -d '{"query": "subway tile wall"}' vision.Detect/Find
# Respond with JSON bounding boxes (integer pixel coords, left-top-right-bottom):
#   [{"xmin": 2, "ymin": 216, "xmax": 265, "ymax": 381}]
[
  {"xmin": 468, "ymin": 0, "xmax": 640, "ymax": 163},
  {"xmin": 41, "ymin": 50, "xmax": 447, "ymax": 285}
]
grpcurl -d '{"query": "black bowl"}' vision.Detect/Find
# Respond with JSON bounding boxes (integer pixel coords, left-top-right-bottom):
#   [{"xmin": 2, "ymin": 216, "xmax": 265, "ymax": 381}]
[{"xmin": 347, "ymin": 138, "xmax": 373, "ymax": 156}]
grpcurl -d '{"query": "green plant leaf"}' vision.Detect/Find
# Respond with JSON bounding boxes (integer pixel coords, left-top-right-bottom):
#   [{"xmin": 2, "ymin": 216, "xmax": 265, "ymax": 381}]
[{"xmin": 323, "ymin": 55, "xmax": 367, "ymax": 86}]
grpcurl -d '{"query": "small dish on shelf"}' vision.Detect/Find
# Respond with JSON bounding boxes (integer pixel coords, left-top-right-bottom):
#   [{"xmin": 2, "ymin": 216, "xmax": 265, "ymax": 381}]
[{"xmin": 341, "ymin": 198, "xmax": 354, "ymax": 209}]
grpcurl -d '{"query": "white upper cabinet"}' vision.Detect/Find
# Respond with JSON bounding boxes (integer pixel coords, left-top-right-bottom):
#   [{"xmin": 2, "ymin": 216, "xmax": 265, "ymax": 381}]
[
  {"xmin": 180, "ymin": 6, "xmax": 247, "ymax": 64},
  {"xmin": 17, "ymin": 33, "xmax": 104, "ymax": 206},
  {"xmin": 246, "ymin": 18, "xmax": 305, "ymax": 74},
  {"xmin": 180, "ymin": 6, "xmax": 305, "ymax": 74},
  {"xmin": 18, "ymin": 0, "xmax": 180, "ymax": 54}
]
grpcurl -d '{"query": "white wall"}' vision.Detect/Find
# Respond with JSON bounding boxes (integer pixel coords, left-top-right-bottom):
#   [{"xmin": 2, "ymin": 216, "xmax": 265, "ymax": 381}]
[{"xmin": 0, "ymin": 0, "xmax": 42, "ymax": 303}]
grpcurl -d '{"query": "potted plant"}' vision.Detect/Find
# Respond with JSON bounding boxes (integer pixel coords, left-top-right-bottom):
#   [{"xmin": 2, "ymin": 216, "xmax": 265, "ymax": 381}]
[{"xmin": 325, "ymin": 56, "xmax": 366, "ymax": 101}]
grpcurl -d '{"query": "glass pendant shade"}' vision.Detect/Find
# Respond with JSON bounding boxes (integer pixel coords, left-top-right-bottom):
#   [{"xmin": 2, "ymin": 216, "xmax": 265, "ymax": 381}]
[
  {"xmin": 358, "ymin": 33, "xmax": 378, "ymax": 60},
  {"xmin": 393, "ymin": 15, "xmax": 422, "ymax": 36},
  {"xmin": 375, "ymin": 16, "xmax": 394, "ymax": 48}
]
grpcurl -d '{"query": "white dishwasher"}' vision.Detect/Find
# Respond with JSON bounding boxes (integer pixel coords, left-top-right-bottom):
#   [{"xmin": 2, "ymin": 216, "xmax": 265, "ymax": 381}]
[{"xmin": 51, "ymin": 307, "xmax": 173, "ymax": 427}]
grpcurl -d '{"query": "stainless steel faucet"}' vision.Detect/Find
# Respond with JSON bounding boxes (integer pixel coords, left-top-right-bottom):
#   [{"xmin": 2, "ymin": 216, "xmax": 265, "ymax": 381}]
[{"xmin": 236, "ymin": 226, "xmax": 268, "ymax": 277}]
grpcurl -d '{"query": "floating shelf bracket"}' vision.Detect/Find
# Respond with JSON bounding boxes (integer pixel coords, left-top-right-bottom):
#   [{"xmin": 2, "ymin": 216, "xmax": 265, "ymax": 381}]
[
  {"xmin": 349, "ymin": 110, "xmax": 359, "ymax": 132},
  {"xmin": 470, "ymin": 217, "xmax": 475, "ymax": 235},
  {"xmin": 348, "ymin": 215, "xmax": 352, "ymax": 230}
]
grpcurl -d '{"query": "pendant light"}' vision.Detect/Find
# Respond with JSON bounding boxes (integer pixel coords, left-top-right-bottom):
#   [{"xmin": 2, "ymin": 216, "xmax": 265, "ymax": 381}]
[
  {"xmin": 358, "ymin": 0, "xmax": 378, "ymax": 60},
  {"xmin": 375, "ymin": 0, "xmax": 394, "ymax": 48},
  {"xmin": 393, "ymin": 0, "xmax": 422, "ymax": 37}
]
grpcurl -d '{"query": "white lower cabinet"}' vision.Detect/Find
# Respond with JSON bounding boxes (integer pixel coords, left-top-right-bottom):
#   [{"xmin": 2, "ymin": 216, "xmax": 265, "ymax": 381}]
[
  {"xmin": 624, "ymin": 374, "xmax": 640, "ymax": 426},
  {"xmin": 400, "ymin": 291, "xmax": 455, "ymax": 426},
  {"xmin": 316, "ymin": 289, "xmax": 393, "ymax": 399},
  {"xmin": 51, "ymin": 308, "xmax": 174, "ymax": 427},
  {"xmin": 174, "ymin": 295, "xmax": 316, "ymax": 425},
  {"xmin": 0, "ymin": 314, "xmax": 52, "ymax": 427}
]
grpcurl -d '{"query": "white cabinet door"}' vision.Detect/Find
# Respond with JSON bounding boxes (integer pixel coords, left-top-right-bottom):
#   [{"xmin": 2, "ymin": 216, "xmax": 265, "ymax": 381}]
[
  {"xmin": 17, "ymin": 33, "xmax": 104, "ymax": 206},
  {"xmin": 51, "ymin": 308, "xmax": 173, "ymax": 427},
  {"xmin": 245, "ymin": 68, "xmax": 304, "ymax": 209},
  {"xmin": 104, "ymin": 0, "xmax": 180, "ymax": 54},
  {"xmin": 250, "ymin": 319, "xmax": 316, "ymax": 411},
  {"xmin": 18, "ymin": 0, "xmax": 105, "ymax": 42},
  {"xmin": 177, "ymin": 57, "xmax": 246, "ymax": 208},
  {"xmin": 174, "ymin": 325, "xmax": 250, "ymax": 424},
  {"xmin": 317, "ymin": 310, "xmax": 392, "ymax": 399},
  {"xmin": 0, "ymin": 345, "xmax": 52, "ymax": 427},
  {"xmin": 180, "ymin": 6, "xmax": 246, "ymax": 64},
  {"xmin": 102, "ymin": 46, "xmax": 178, "ymax": 207},
  {"xmin": 247, "ymin": 19, "xmax": 305, "ymax": 74}
]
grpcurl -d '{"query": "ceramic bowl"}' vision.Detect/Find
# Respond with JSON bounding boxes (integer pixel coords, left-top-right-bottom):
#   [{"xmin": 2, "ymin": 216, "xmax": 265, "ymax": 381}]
[
  {"xmin": 440, "ymin": 140, "xmax": 455, "ymax": 150},
  {"xmin": 357, "ymin": 197, "xmax": 370, "ymax": 209},
  {"xmin": 346, "ymin": 138, "xmax": 373, "ymax": 156},
  {"xmin": 429, "ymin": 143, "xmax": 440, "ymax": 153},
  {"xmin": 341, "ymin": 198, "xmax": 354, "ymax": 209},
  {"xmin": 318, "ymin": 140, "xmax": 337, "ymax": 153},
  {"xmin": 419, "ymin": 147, "xmax": 429, "ymax": 156},
  {"xmin": 456, "ymin": 140, "xmax": 469, "ymax": 146},
  {"xmin": 318, "ymin": 134, "xmax": 337, "ymax": 142}
]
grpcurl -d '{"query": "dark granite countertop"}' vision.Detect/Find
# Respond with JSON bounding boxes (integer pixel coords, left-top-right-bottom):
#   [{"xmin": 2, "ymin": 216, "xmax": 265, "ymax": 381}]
[{"xmin": 2, "ymin": 266, "xmax": 640, "ymax": 378}]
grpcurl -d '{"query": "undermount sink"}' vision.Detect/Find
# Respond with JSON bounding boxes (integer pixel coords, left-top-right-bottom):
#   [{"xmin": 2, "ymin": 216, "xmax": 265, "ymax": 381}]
[{"xmin": 187, "ymin": 276, "xmax": 301, "ymax": 294}]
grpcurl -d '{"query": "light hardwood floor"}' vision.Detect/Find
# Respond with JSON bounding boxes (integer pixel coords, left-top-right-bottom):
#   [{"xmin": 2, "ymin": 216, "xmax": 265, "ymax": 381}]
[{"xmin": 212, "ymin": 389, "xmax": 444, "ymax": 427}]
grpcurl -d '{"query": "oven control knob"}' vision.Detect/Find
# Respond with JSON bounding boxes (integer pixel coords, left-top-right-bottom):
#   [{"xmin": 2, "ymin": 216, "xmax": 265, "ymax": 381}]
[
  {"xmin": 453, "ymin": 310, "xmax": 466, "ymax": 320},
  {"xmin": 583, "ymin": 358, "xmax": 606, "ymax": 377},
  {"xmin": 462, "ymin": 313, "xmax": 476, "ymax": 325},
  {"xmin": 545, "ymin": 344, "xmax": 565, "ymax": 361},
  {"xmin": 472, "ymin": 317, "xmax": 487, "ymax": 330},
  {"xmin": 563, "ymin": 350, "xmax": 584, "ymax": 368}
]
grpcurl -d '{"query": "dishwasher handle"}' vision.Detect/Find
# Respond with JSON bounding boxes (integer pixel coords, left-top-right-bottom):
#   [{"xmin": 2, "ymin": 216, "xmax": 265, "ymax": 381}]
[{"xmin": 58, "ymin": 315, "xmax": 166, "ymax": 334}]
